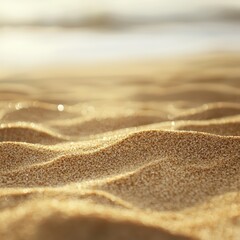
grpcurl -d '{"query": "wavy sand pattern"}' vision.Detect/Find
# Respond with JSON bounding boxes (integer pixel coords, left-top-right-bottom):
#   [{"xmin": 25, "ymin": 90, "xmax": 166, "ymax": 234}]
[{"xmin": 0, "ymin": 55, "xmax": 240, "ymax": 240}]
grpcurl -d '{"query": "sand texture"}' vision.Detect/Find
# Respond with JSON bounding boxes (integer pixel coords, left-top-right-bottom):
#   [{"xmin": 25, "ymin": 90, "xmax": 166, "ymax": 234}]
[{"xmin": 0, "ymin": 54, "xmax": 240, "ymax": 240}]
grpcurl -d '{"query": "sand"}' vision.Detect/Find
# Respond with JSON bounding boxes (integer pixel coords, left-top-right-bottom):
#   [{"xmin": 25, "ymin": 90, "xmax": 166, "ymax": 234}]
[{"xmin": 0, "ymin": 54, "xmax": 240, "ymax": 240}]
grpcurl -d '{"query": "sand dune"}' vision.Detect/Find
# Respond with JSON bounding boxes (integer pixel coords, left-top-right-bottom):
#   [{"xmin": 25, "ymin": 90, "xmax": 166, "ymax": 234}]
[{"xmin": 0, "ymin": 54, "xmax": 240, "ymax": 240}]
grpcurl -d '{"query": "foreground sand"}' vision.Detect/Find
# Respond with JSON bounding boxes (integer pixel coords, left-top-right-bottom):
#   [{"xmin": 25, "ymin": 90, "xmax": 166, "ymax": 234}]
[{"xmin": 0, "ymin": 54, "xmax": 240, "ymax": 240}]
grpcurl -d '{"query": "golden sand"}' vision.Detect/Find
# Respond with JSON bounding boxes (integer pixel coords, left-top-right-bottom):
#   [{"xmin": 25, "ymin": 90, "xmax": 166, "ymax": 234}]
[{"xmin": 0, "ymin": 54, "xmax": 240, "ymax": 240}]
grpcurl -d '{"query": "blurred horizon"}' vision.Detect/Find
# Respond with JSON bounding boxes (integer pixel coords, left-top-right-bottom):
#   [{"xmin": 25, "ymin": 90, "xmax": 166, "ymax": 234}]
[
  {"xmin": 0, "ymin": 0, "xmax": 240, "ymax": 28},
  {"xmin": 0, "ymin": 0, "xmax": 239, "ymax": 69}
]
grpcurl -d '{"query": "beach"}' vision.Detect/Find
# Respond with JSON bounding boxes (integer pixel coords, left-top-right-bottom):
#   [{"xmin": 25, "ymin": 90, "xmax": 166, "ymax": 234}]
[{"xmin": 0, "ymin": 54, "xmax": 239, "ymax": 239}]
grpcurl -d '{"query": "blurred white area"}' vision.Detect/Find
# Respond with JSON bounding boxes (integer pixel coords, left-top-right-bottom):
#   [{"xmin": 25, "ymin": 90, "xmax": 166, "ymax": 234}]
[
  {"xmin": 0, "ymin": 0, "xmax": 239, "ymax": 69},
  {"xmin": 0, "ymin": 23, "xmax": 240, "ymax": 68}
]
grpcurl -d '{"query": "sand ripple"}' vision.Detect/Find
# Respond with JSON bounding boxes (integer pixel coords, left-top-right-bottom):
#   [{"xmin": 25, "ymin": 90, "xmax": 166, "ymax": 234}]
[{"xmin": 0, "ymin": 55, "xmax": 239, "ymax": 240}]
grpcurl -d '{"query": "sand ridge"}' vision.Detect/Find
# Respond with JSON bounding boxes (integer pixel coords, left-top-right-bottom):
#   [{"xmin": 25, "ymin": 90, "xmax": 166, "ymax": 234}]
[{"xmin": 0, "ymin": 54, "xmax": 240, "ymax": 240}]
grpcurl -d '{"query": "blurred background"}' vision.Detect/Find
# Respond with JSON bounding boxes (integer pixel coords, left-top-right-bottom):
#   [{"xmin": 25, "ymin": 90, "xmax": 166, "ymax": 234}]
[{"xmin": 0, "ymin": 0, "xmax": 240, "ymax": 70}]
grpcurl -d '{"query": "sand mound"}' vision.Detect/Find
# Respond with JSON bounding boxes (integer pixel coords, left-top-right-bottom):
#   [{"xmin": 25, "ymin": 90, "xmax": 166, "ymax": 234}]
[{"xmin": 0, "ymin": 54, "xmax": 239, "ymax": 240}]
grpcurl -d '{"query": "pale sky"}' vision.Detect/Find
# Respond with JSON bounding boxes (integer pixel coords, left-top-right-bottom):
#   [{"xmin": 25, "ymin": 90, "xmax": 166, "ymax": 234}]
[{"xmin": 0, "ymin": 0, "xmax": 239, "ymax": 24}]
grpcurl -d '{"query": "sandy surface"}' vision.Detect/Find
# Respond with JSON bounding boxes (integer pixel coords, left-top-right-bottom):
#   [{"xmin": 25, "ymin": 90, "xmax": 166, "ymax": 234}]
[{"xmin": 0, "ymin": 54, "xmax": 240, "ymax": 240}]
